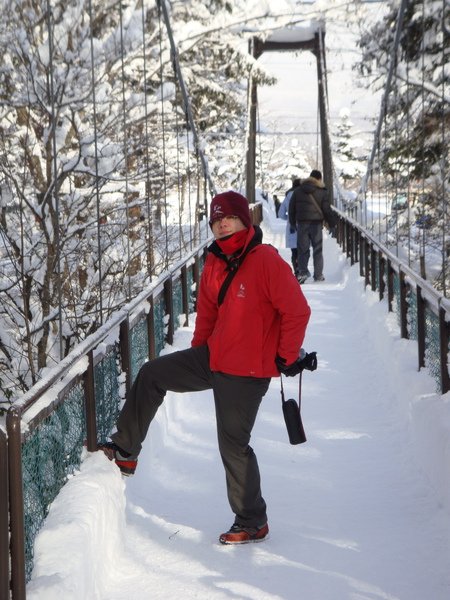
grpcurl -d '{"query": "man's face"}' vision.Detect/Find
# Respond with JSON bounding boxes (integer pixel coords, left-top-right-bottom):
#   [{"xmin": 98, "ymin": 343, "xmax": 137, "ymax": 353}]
[{"xmin": 211, "ymin": 215, "xmax": 247, "ymax": 239}]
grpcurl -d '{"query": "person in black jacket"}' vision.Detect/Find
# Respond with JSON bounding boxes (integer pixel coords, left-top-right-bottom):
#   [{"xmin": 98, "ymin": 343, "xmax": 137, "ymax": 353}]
[{"xmin": 288, "ymin": 170, "xmax": 336, "ymax": 283}]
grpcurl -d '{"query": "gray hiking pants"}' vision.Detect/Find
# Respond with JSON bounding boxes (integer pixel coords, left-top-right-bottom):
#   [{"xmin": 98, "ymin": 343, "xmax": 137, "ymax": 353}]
[
  {"xmin": 296, "ymin": 221, "xmax": 324, "ymax": 279},
  {"xmin": 112, "ymin": 344, "xmax": 270, "ymax": 527}
]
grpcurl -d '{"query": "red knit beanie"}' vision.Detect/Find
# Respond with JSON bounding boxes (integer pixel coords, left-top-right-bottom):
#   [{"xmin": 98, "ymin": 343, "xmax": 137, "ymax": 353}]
[{"xmin": 209, "ymin": 191, "xmax": 252, "ymax": 230}]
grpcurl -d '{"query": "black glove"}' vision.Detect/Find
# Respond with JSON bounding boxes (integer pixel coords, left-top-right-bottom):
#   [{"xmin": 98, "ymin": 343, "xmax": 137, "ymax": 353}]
[
  {"xmin": 276, "ymin": 351, "xmax": 318, "ymax": 377},
  {"xmin": 289, "ymin": 226, "xmax": 296, "ymax": 234}
]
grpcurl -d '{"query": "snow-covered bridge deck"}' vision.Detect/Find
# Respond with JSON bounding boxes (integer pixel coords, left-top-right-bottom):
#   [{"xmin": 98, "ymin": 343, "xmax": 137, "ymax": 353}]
[{"xmin": 27, "ymin": 203, "xmax": 450, "ymax": 600}]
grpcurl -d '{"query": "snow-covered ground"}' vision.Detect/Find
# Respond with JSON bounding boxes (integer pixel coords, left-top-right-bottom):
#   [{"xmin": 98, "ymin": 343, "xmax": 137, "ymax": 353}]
[{"xmin": 27, "ymin": 202, "xmax": 450, "ymax": 600}]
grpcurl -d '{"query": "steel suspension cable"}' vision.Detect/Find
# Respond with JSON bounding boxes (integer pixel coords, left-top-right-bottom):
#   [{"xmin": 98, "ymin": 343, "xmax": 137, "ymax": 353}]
[{"xmin": 157, "ymin": 0, "xmax": 216, "ymax": 199}]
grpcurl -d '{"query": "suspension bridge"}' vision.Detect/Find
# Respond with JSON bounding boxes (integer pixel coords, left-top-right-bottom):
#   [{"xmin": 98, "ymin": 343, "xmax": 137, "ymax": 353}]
[{"xmin": 0, "ymin": 1, "xmax": 449, "ymax": 598}]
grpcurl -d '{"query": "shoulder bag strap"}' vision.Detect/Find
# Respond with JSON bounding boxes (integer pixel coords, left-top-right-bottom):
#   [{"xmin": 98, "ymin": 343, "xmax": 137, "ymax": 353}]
[
  {"xmin": 308, "ymin": 193, "xmax": 324, "ymax": 220},
  {"xmin": 217, "ymin": 239, "xmax": 260, "ymax": 306}
]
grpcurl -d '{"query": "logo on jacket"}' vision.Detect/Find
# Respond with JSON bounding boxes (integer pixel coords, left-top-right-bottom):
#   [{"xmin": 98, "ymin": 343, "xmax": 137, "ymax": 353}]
[{"xmin": 237, "ymin": 284, "xmax": 246, "ymax": 298}]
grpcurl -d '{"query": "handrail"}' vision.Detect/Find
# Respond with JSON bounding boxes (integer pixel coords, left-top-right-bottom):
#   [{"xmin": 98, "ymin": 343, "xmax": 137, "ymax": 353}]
[
  {"xmin": 334, "ymin": 208, "xmax": 450, "ymax": 395},
  {"xmin": 333, "ymin": 206, "xmax": 450, "ymax": 312}
]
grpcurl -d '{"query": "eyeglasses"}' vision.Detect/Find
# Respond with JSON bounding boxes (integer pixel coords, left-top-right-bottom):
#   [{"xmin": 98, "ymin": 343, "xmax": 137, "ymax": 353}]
[{"xmin": 211, "ymin": 215, "xmax": 240, "ymax": 224}]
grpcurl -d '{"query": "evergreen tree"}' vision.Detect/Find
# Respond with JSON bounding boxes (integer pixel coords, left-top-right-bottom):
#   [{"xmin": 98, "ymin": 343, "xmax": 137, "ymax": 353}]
[{"xmin": 333, "ymin": 108, "xmax": 366, "ymax": 187}]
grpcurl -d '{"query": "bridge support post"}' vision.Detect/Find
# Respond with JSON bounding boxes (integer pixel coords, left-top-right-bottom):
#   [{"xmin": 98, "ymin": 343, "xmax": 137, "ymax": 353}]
[
  {"xmin": 314, "ymin": 30, "xmax": 333, "ymax": 204},
  {"xmin": 245, "ymin": 38, "xmax": 258, "ymax": 205}
]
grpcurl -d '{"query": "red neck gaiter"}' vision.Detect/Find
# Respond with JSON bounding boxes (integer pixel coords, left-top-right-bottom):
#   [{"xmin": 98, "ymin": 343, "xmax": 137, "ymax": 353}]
[{"xmin": 216, "ymin": 228, "xmax": 249, "ymax": 256}]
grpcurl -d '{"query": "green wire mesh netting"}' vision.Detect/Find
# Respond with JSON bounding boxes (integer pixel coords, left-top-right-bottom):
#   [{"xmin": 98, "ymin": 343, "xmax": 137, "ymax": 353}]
[
  {"xmin": 392, "ymin": 277, "xmax": 442, "ymax": 392},
  {"xmin": 95, "ymin": 347, "xmax": 121, "ymax": 444},
  {"xmin": 153, "ymin": 293, "xmax": 166, "ymax": 357},
  {"xmin": 130, "ymin": 316, "xmax": 149, "ymax": 385},
  {"xmin": 172, "ymin": 277, "xmax": 184, "ymax": 330},
  {"xmin": 392, "ymin": 271, "xmax": 401, "ymax": 325},
  {"xmin": 424, "ymin": 306, "xmax": 443, "ymax": 393},
  {"xmin": 188, "ymin": 267, "xmax": 195, "ymax": 314},
  {"xmin": 374, "ymin": 252, "xmax": 380, "ymax": 289},
  {"xmin": 407, "ymin": 287, "xmax": 418, "ymax": 342},
  {"xmin": 22, "ymin": 381, "xmax": 86, "ymax": 581}
]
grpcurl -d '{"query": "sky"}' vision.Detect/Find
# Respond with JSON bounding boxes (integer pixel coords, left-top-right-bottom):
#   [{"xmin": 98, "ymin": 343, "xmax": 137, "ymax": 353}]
[{"xmin": 26, "ymin": 201, "xmax": 450, "ymax": 600}]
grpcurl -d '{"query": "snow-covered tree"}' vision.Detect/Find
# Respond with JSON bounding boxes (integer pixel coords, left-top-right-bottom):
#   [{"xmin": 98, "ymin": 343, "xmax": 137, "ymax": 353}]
[
  {"xmin": 357, "ymin": 0, "xmax": 449, "ymax": 290},
  {"xmin": 332, "ymin": 108, "xmax": 366, "ymax": 188},
  {"xmin": 358, "ymin": 0, "xmax": 448, "ymax": 182},
  {"xmin": 0, "ymin": 0, "xmax": 277, "ymax": 402}
]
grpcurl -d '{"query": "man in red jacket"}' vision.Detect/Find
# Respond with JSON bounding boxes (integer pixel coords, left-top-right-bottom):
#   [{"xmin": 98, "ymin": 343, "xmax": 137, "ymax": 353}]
[{"xmin": 101, "ymin": 191, "xmax": 312, "ymax": 544}]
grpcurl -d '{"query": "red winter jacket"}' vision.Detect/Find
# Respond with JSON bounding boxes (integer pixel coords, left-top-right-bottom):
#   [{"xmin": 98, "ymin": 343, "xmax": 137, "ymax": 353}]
[{"xmin": 191, "ymin": 226, "xmax": 311, "ymax": 377}]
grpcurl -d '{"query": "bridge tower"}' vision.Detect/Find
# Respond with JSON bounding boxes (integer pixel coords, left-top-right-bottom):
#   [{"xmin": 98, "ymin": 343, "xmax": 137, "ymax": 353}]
[{"xmin": 246, "ymin": 23, "xmax": 333, "ymax": 205}]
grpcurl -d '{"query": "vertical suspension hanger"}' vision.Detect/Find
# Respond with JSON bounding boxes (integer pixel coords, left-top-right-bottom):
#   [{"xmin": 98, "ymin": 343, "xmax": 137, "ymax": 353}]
[
  {"xmin": 376, "ymin": 135, "xmax": 381, "ymax": 241},
  {"xmin": 405, "ymin": 25, "xmax": 412, "ymax": 268},
  {"xmin": 88, "ymin": 0, "xmax": 104, "ymax": 325},
  {"xmin": 393, "ymin": 44, "xmax": 400, "ymax": 257},
  {"xmin": 45, "ymin": 0, "xmax": 63, "ymax": 361},
  {"xmin": 439, "ymin": 0, "xmax": 448, "ymax": 296},
  {"xmin": 174, "ymin": 90, "xmax": 184, "ymax": 257},
  {"xmin": 118, "ymin": 0, "xmax": 132, "ymax": 300},
  {"xmin": 140, "ymin": 1, "xmax": 155, "ymax": 279},
  {"xmin": 157, "ymin": 0, "xmax": 169, "ymax": 269},
  {"xmin": 195, "ymin": 151, "xmax": 202, "ymax": 242},
  {"xmin": 383, "ymin": 111, "xmax": 389, "ymax": 247},
  {"xmin": 420, "ymin": 0, "xmax": 427, "ymax": 279},
  {"xmin": 256, "ymin": 103, "xmax": 265, "ymax": 200},
  {"xmin": 315, "ymin": 95, "xmax": 320, "ymax": 171},
  {"xmin": 185, "ymin": 108, "xmax": 193, "ymax": 249}
]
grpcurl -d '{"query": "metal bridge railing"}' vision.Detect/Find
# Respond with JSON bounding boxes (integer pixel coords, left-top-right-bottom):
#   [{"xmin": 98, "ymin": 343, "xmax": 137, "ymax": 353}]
[
  {"xmin": 4, "ymin": 248, "xmax": 205, "ymax": 599},
  {"xmin": 1, "ymin": 204, "xmax": 262, "ymax": 600},
  {"xmin": 2, "ymin": 247, "xmax": 209, "ymax": 600},
  {"xmin": 334, "ymin": 209, "xmax": 450, "ymax": 396}
]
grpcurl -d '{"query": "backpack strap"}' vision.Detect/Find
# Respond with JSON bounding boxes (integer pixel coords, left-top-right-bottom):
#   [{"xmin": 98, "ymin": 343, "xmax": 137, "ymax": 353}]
[{"xmin": 217, "ymin": 238, "xmax": 261, "ymax": 306}]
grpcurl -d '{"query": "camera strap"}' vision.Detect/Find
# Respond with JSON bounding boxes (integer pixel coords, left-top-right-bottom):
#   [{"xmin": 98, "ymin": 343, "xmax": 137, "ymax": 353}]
[{"xmin": 280, "ymin": 372, "xmax": 302, "ymax": 410}]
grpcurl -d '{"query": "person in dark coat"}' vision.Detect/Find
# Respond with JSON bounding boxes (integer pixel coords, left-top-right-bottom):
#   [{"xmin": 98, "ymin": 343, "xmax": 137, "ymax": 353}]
[{"xmin": 288, "ymin": 170, "xmax": 336, "ymax": 283}]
